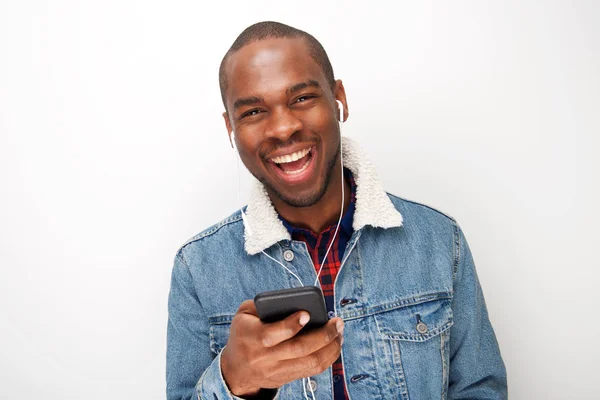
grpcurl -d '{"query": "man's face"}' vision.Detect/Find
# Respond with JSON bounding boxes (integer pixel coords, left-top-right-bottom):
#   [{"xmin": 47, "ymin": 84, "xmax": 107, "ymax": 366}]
[{"xmin": 222, "ymin": 37, "xmax": 347, "ymax": 208}]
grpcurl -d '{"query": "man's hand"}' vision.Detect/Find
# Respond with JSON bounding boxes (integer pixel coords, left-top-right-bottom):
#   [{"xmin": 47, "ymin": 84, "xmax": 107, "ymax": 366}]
[{"xmin": 220, "ymin": 299, "xmax": 344, "ymax": 397}]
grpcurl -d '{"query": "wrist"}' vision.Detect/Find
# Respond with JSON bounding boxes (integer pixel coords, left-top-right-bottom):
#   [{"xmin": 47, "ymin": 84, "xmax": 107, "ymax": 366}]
[{"xmin": 220, "ymin": 347, "xmax": 261, "ymax": 396}]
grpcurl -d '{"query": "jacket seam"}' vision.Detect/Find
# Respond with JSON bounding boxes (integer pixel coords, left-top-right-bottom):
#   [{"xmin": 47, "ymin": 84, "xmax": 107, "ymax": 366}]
[
  {"xmin": 440, "ymin": 331, "xmax": 448, "ymax": 399},
  {"xmin": 206, "ymin": 291, "xmax": 454, "ymax": 325},
  {"xmin": 176, "ymin": 252, "xmax": 191, "ymax": 271},
  {"xmin": 178, "ymin": 213, "xmax": 244, "ymax": 253},
  {"xmin": 375, "ymin": 318, "xmax": 454, "ymax": 342},
  {"xmin": 452, "ymin": 222, "xmax": 461, "ymax": 281},
  {"xmin": 387, "ymin": 193, "xmax": 456, "ymax": 223},
  {"xmin": 340, "ymin": 291, "xmax": 454, "ymax": 321}
]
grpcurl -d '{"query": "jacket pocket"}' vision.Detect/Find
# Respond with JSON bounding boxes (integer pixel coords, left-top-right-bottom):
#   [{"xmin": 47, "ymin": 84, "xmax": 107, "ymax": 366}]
[
  {"xmin": 374, "ymin": 297, "xmax": 453, "ymax": 342},
  {"xmin": 373, "ymin": 295, "xmax": 453, "ymax": 400},
  {"xmin": 208, "ymin": 314, "xmax": 234, "ymax": 355}
]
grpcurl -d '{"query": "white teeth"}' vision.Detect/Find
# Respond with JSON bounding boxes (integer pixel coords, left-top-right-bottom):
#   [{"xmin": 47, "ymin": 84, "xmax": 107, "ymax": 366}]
[
  {"xmin": 282, "ymin": 157, "xmax": 311, "ymax": 175},
  {"xmin": 271, "ymin": 148, "xmax": 311, "ymax": 164}
]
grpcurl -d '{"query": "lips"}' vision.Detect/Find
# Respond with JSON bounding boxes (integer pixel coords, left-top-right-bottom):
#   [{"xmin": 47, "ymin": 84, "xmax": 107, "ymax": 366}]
[{"xmin": 267, "ymin": 145, "xmax": 318, "ymax": 185}]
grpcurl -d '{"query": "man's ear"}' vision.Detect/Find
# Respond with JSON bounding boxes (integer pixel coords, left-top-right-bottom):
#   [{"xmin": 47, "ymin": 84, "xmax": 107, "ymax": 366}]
[
  {"xmin": 222, "ymin": 112, "xmax": 234, "ymax": 148},
  {"xmin": 334, "ymin": 80, "xmax": 349, "ymax": 122}
]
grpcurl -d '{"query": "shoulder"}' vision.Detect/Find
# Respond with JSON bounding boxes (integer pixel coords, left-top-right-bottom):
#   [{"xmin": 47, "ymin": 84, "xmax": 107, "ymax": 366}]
[
  {"xmin": 385, "ymin": 192, "xmax": 460, "ymax": 243},
  {"xmin": 385, "ymin": 193, "xmax": 462, "ymax": 275},
  {"xmin": 387, "ymin": 192, "xmax": 456, "ymax": 224},
  {"xmin": 175, "ymin": 209, "xmax": 244, "ymax": 258}
]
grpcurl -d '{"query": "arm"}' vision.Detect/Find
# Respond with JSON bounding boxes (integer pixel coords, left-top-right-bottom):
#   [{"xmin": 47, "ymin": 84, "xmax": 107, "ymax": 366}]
[
  {"xmin": 166, "ymin": 253, "xmax": 240, "ymax": 400},
  {"xmin": 448, "ymin": 225, "xmax": 508, "ymax": 399},
  {"xmin": 166, "ymin": 251, "xmax": 344, "ymax": 400}
]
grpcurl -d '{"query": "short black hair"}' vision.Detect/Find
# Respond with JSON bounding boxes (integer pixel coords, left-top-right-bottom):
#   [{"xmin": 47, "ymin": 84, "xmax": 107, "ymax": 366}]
[{"xmin": 219, "ymin": 21, "xmax": 335, "ymax": 110}]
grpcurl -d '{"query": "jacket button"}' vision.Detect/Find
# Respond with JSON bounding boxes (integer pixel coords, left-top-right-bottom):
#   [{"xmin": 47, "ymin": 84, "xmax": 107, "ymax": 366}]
[
  {"xmin": 283, "ymin": 250, "xmax": 295, "ymax": 262},
  {"xmin": 416, "ymin": 322, "xmax": 428, "ymax": 334},
  {"xmin": 306, "ymin": 379, "xmax": 317, "ymax": 392}
]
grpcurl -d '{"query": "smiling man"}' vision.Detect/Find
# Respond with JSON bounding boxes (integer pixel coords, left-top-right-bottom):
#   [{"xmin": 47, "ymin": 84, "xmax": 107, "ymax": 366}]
[{"xmin": 167, "ymin": 21, "xmax": 507, "ymax": 400}]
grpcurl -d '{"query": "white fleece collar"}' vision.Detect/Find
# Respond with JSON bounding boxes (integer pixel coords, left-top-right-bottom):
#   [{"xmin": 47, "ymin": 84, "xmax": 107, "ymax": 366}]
[{"xmin": 243, "ymin": 137, "xmax": 403, "ymax": 255}]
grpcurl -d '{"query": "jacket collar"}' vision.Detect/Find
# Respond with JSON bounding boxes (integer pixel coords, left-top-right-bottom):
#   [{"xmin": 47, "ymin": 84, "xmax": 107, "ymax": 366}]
[{"xmin": 243, "ymin": 137, "xmax": 403, "ymax": 255}]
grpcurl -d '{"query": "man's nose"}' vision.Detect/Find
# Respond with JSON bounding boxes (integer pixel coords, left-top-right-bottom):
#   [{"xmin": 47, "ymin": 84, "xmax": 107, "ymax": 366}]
[{"xmin": 265, "ymin": 106, "xmax": 303, "ymax": 141}]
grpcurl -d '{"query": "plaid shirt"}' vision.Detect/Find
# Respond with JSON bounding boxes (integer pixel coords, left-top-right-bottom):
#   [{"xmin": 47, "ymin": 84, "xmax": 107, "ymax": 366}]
[{"xmin": 280, "ymin": 169, "xmax": 356, "ymax": 400}]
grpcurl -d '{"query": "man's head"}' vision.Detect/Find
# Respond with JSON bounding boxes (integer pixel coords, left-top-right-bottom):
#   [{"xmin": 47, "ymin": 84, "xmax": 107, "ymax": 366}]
[
  {"xmin": 220, "ymin": 21, "xmax": 349, "ymax": 209},
  {"xmin": 219, "ymin": 22, "xmax": 335, "ymax": 110}
]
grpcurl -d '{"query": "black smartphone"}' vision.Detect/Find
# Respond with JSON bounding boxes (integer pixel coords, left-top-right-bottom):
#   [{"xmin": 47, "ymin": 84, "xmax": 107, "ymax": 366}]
[{"xmin": 254, "ymin": 286, "xmax": 329, "ymax": 331}]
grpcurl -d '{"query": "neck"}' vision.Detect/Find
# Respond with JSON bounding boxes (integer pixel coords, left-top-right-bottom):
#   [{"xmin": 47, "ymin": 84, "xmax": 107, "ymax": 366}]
[{"xmin": 269, "ymin": 163, "xmax": 351, "ymax": 234}]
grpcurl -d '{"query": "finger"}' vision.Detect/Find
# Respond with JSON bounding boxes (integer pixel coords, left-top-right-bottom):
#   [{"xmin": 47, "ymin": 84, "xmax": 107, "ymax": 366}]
[
  {"xmin": 270, "ymin": 335, "xmax": 343, "ymax": 383},
  {"xmin": 237, "ymin": 299, "xmax": 258, "ymax": 316},
  {"xmin": 232, "ymin": 300, "xmax": 262, "ymax": 334},
  {"xmin": 258, "ymin": 310, "xmax": 311, "ymax": 348},
  {"xmin": 272, "ymin": 318, "xmax": 344, "ymax": 360}
]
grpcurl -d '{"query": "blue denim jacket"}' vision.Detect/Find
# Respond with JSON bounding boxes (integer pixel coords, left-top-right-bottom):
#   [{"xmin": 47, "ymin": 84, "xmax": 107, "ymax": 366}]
[{"xmin": 167, "ymin": 138, "xmax": 507, "ymax": 400}]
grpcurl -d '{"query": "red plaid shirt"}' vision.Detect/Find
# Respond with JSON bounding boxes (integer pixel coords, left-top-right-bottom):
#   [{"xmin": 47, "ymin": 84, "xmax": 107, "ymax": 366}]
[{"xmin": 280, "ymin": 169, "xmax": 356, "ymax": 400}]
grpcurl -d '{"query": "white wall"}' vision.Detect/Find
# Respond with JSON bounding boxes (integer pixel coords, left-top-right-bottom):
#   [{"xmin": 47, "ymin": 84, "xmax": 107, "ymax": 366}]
[{"xmin": 1, "ymin": 1, "xmax": 598, "ymax": 398}]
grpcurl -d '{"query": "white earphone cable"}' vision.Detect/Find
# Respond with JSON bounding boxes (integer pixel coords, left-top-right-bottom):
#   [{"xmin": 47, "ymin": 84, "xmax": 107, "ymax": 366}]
[
  {"xmin": 233, "ymin": 100, "xmax": 345, "ymax": 400},
  {"xmin": 313, "ymin": 121, "xmax": 344, "ymax": 287}
]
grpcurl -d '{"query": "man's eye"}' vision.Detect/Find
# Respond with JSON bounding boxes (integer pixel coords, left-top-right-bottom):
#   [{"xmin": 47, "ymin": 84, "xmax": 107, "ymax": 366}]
[
  {"xmin": 295, "ymin": 95, "xmax": 314, "ymax": 103},
  {"xmin": 241, "ymin": 109, "xmax": 262, "ymax": 119}
]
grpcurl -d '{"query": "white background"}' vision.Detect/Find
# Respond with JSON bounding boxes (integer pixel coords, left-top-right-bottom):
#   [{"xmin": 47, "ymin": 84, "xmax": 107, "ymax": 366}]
[{"xmin": 1, "ymin": 1, "xmax": 598, "ymax": 399}]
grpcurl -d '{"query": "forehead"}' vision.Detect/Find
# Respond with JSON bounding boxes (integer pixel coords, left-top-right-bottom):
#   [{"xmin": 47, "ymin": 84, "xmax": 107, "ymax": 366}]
[{"xmin": 224, "ymin": 37, "xmax": 329, "ymax": 106}]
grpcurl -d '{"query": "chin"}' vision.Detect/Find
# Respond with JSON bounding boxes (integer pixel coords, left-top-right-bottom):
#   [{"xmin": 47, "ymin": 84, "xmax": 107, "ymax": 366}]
[{"xmin": 263, "ymin": 180, "xmax": 327, "ymax": 208}]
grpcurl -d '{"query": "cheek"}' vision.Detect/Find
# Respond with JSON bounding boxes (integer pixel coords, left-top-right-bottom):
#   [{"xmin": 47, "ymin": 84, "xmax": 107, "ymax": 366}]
[
  {"xmin": 301, "ymin": 108, "xmax": 337, "ymax": 138},
  {"xmin": 235, "ymin": 122, "xmax": 267, "ymax": 152},
  {"xmin": 236, "ymin": 129, "xmax": 260, "ymax": 153},
  {"xmin": 236, "ymin": 136, "xmax": 265, "ymax": 171}
]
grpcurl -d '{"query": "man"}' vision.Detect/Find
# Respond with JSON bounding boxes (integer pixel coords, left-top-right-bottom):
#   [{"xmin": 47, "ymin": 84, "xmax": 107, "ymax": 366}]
[{"xmin": 167, "ymin": 21, "xmax": 507, "ymax": 400}]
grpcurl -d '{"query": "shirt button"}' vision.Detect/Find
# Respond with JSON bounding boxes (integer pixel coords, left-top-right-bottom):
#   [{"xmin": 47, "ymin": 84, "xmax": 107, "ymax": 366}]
[
  {"xmin": 283, "ymin": 250, "xmax": 295, "ymax": 262},
  {"xmin": 306, "ymin": 379, "xmax": 318, "ymax": 392},
  {"xmin": 333, "ymin": 375, "xmax": 341, "ymax": 384},
  {"xmin": 416, "ymin": 321, "xmax": 428, "ymax": 334}
]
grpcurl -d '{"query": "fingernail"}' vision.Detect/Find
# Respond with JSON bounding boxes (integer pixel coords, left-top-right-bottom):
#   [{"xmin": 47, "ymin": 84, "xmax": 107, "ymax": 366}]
[
  {"xmin": 336, "ymin": 320, "xmax": 344, "ymax": 334},
  {"xmin": 299, "ymin": 313, "xmax": 310, "ymax": 326}
]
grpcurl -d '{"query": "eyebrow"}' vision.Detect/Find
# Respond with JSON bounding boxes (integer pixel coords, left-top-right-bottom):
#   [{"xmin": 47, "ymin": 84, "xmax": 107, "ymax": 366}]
[
  {"xmin": 287, "ymin": 80, "xmax": 321, "ymax": 95},
  {"xmin": 232, "ymin": 80, "xmax": 321, "ymax": 111},
  {"xmin": 233, "ymin": 96, "xmax": 263, "ymax": 111}
]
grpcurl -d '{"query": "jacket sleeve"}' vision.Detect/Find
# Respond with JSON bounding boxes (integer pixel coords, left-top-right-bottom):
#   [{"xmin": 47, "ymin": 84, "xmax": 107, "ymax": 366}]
[
  {"xmin": 447, "ymin": 225, "xmax": 508, "ymax": 399},
  {"xmin": 166, "ymin": 252, "xmax": 249, "ymax": 400}
]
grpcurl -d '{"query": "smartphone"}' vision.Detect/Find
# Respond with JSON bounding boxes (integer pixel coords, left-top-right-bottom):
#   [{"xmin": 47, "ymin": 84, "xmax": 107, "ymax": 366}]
[{"xmin": 254, "ymin": 286, "xmax": 329, "ymax": 331}]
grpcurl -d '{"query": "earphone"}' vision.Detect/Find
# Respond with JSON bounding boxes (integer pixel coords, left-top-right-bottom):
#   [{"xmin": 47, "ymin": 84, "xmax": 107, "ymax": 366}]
[
  {"xmin": 311, "ymin": 100, "xmax": 344, "ymax": 287},
  {"xmin": 231, "ymin": 130, "xmax": 254, "ymax": 237},
  {"xmin": 231, "ymin": 99, "xmax": 346, "ymax": 400}
]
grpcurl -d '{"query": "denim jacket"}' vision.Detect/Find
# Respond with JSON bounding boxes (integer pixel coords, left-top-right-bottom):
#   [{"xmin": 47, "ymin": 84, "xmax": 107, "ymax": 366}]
[{"xmin": 167, "ymin": 138, "xmax": 507, "ymax": 400}]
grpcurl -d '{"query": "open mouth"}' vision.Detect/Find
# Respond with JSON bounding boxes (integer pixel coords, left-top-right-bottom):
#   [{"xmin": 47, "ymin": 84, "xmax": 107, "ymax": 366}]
[
  {"xmin": 270, "ymin": 147, "xmax": 313, "ymax": 175},
  {"xmin": 267, "ymin": 146, "xmax": 317, "ymax": 184}
]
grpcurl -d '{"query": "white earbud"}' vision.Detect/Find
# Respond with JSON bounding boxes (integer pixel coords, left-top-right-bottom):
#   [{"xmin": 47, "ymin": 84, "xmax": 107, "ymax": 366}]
[
  {"xmin": 336, "ymin": 100, "xmax": 344, "ymax": 124},
  {"xmin": 230, "ymin": 130, "xmax": 237, "ymax": 152}
]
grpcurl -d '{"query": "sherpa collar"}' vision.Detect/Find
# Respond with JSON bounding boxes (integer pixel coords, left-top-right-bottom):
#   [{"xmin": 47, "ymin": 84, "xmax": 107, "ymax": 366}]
[{"xmin": 243, "ymin": 137, "xmax": 403, "ymax": 255}]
